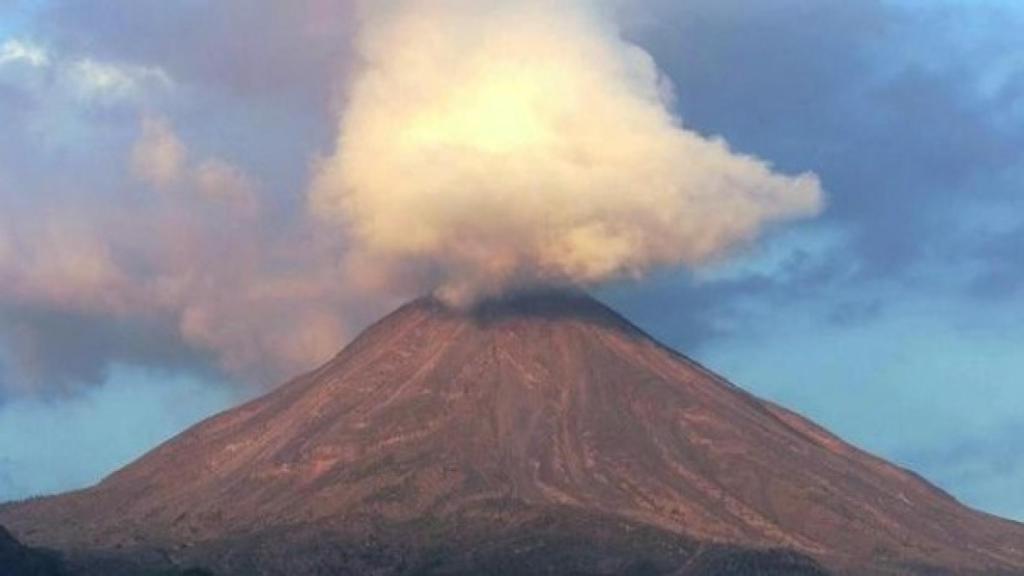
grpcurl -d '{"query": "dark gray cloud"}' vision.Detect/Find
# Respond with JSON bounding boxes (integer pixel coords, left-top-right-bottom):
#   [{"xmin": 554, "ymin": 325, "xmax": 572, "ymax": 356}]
[
  {"xmin": 0, "ymin": 306, "xmax": 216, "ymax": 395},
  {"xmin": 629, "ymin": 0, "xmax": 1023, "ymax": 280}
]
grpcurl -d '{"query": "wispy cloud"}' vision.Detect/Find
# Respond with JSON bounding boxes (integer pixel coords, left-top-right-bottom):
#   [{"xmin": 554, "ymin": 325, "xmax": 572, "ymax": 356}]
[
  {"xmin": 0, "ymin": 36, "xmax": 173, "ymax": 106},
  {"xmin": 0, "ymin": 38, "xmax": 48, "ymax": 67},
  {"xmin": 65, "ymin": 57, "xmax": 172, "ymax": 103}
]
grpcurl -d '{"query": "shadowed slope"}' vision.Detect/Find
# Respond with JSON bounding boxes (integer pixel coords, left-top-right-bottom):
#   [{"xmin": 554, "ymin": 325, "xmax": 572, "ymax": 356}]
[
  {"xmin": 0, "ymin": 525, "xmax": 68, "ymax": 576},
  {"xmin": 1, "ymin": 292, "xmax": 1022, "ymax": 575}
]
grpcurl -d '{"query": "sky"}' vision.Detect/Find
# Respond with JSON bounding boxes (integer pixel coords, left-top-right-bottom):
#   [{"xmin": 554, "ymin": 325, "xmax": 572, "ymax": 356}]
[{"xmin": 0, "ymin": 0, "xmax": 1023, "ymax": 521}]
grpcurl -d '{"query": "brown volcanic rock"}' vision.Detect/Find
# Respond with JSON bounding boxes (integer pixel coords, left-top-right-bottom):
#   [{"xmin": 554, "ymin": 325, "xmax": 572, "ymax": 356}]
[{"xmin": 2, "ymin": 292, "xmax": 1023, "ymax": 575}]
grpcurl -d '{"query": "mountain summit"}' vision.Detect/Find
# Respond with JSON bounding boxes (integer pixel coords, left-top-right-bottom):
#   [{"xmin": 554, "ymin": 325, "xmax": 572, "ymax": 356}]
[{"xmin": 2, "ymin": 292, "xmax": 1023, "ymax": 575}]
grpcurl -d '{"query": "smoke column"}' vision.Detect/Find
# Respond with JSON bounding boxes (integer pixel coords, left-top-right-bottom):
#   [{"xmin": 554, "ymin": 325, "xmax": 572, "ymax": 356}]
[{"xmin": 312, "ymin": 0, "xmax": 825, "ymax": 304}]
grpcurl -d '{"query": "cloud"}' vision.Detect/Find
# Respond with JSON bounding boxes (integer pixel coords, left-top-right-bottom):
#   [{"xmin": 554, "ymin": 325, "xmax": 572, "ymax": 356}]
[
  {"xmin": 310, "ymin": 0, "xmax": 824, "ymax": 304},
  {"xmin": 131, "ymin": 115, "xmax": 186, "ymax": 188},
  {"xmin": 194, "ymin": 158, "xmax": 260, "ymax": 213},
  {"xmin": 36, "ymin": 0, "xmax": 356, "ymax": 107},
  {"xmin": 634, "ymin": 0, "xmax": 1024, "ymax": 280},
  {"xmin": 0, "ymin": 0, "xmax": 833, "ymax": 395},
  {"xmin": 0, "ymin": 226, "xmax": 12, "ymax": 268},
  {"xmin": 0, "ymin": 214, "xmax": 131, "ymax": 315},
  {"xmin": 0, "ymin": 38, "xmax": 47, "ymax": 67},
  {"xmin": 64, "ymin": 57, "xmax": 171, "ymax": 103},
  {"xmin": 0, "ymin": 38, "xmax": 172, "ymax": 105},
  {"xmin": 130, "ymin": 115, "xmax": 261, "ymax": 212},
  {"xmin": 0, "ymin": 206, "xmax": 360, "ymax": 393},
  {"xmin": 3, "ymin": 0, "xmax": 1014, "ymax": 396},
  {"xmin": 0, "ymin": 110, "xmax": 382, "ymax": 395},
  {"xmin": 0, "ymin": 305, "xmax": 207, "ymax": 394}
]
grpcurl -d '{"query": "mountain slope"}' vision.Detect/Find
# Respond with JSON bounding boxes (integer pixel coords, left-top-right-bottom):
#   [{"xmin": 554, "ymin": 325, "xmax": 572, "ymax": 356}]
[
  {"xmin": 2, "ymin": 292, "xmax": 1022, "ymax": 575},
  {"xmin": 0, "ymin": 525, "xmax": 69, "ymax": 576}
]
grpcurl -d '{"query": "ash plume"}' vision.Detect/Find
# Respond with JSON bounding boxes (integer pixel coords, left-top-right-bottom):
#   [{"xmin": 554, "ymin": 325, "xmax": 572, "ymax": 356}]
[
  {"xmin": 311, "ymin": 0, "xmax": 824, "ymax": 304},
  {"xmin": 0, "ymin": 0, "xmax": 826, "ymax": 395}
]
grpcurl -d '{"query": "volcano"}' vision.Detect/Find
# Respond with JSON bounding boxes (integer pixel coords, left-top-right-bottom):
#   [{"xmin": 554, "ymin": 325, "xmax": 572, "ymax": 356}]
[{"xmin": 2, "ymin": 292, "xmax": 1023, "ymax": 575}]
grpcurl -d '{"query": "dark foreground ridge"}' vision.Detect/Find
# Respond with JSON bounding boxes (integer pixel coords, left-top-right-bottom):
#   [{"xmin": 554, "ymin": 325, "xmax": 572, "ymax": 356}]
[
  {"xmin": 1, "ymin": 525, "xmax": 68, "ymax": 576},
  {"xmin": 1, "ymin": 292, "xmax": 1023, "ymax": 575}
]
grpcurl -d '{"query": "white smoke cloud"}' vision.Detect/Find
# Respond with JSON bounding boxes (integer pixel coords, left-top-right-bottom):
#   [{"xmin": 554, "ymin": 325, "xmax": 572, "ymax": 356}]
[{"xmin": 310, "ymin": 0, "xmax": 824, "ymax": 304}]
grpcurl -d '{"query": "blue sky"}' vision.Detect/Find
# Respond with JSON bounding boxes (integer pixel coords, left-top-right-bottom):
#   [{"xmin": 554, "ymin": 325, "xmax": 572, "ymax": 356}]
[{"xmin": 1, "ymin": 0, "xmax": 1023, "ymax": 522}]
